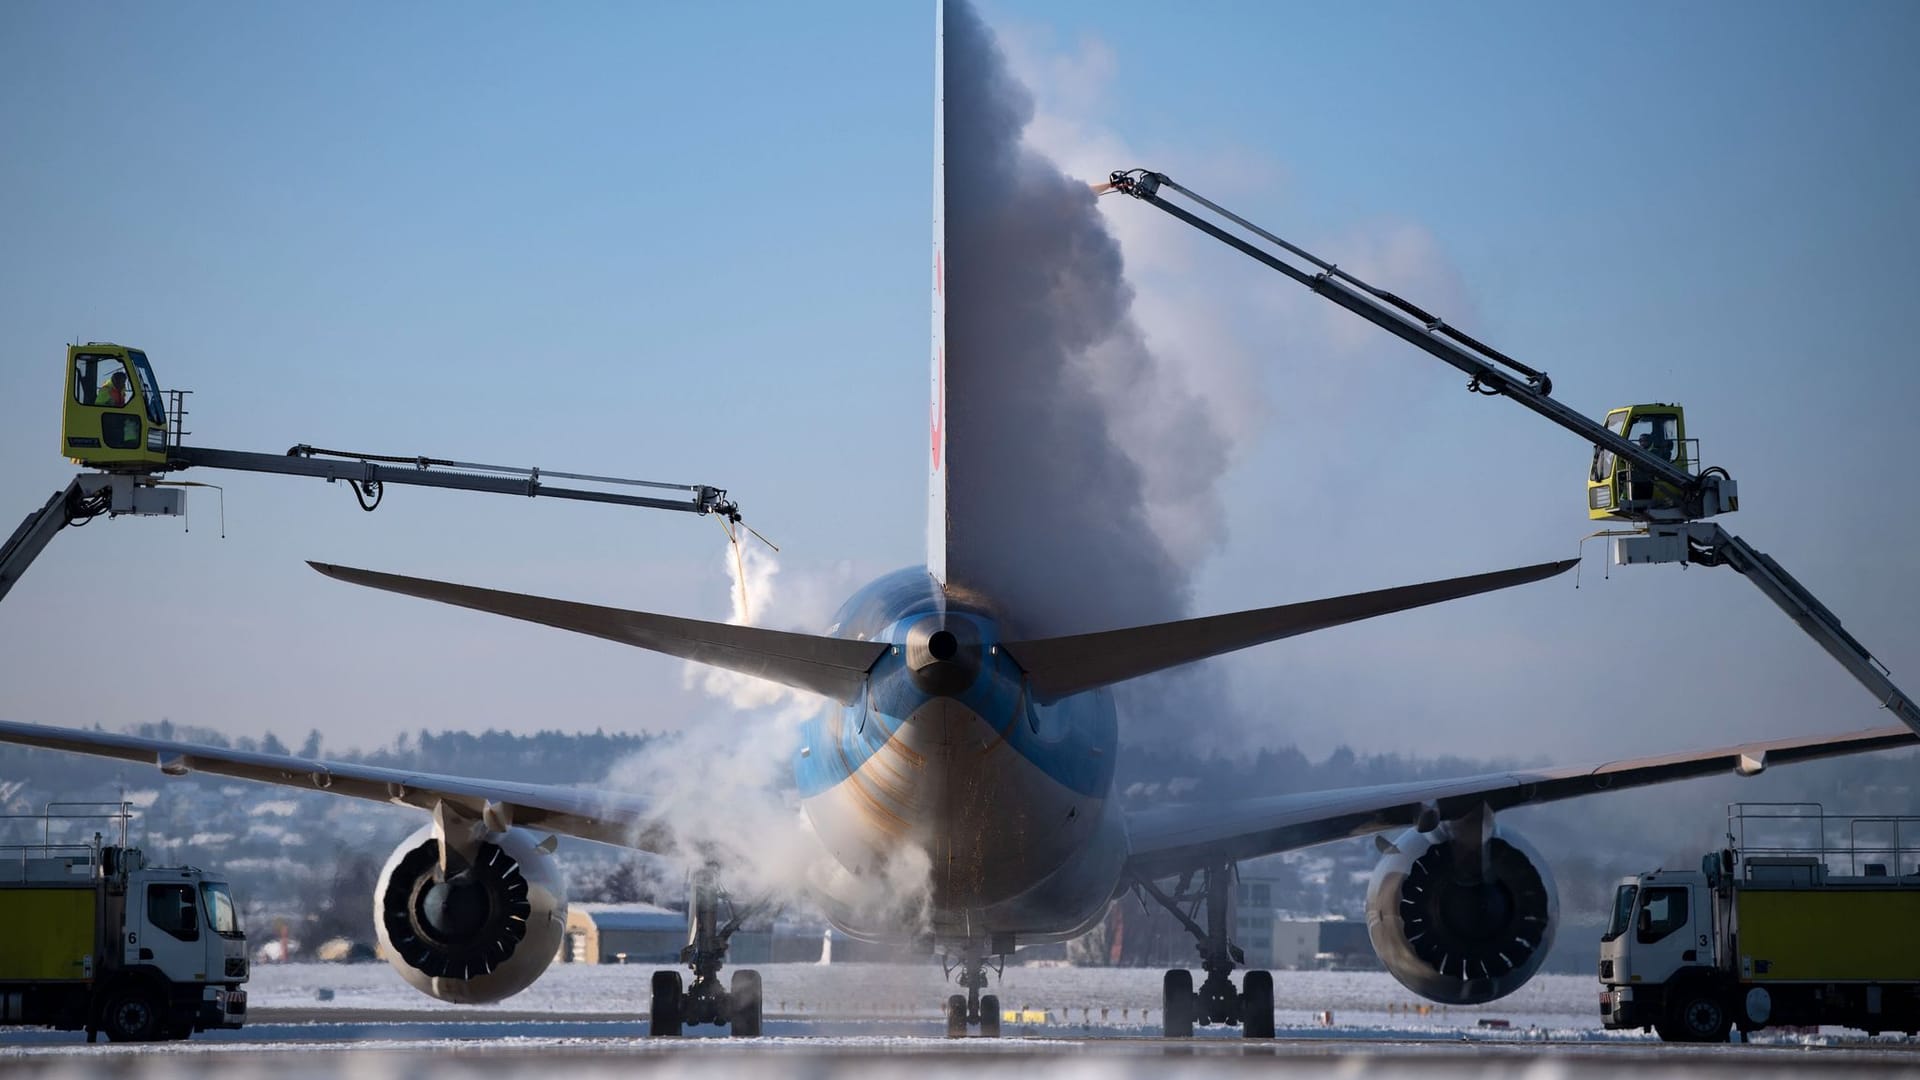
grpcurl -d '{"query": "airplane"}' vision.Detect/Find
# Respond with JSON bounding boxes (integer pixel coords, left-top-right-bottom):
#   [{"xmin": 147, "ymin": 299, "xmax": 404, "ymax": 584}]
[{"xmin": 1, "ymin": 0, "xmax": 1914, "ymax": 1042}]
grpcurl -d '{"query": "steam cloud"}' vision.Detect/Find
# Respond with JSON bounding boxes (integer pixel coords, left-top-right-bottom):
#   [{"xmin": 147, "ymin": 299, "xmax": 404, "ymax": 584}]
[
  {"xmin": 943, "ymin": 0, "xmax": 1232, "ymax": 641},
  {"xmin": 943, "ymin": 0, "xmax": 1238, "ymax": 732},
  {"xmin": 604, "ymin": 541, "xmax": 932, "ymax": 934}
]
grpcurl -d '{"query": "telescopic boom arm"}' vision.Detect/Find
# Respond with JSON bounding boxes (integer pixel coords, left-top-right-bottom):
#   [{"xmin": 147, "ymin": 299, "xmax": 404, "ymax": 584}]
[
  {"xmin": 4, "ymin": 443, "xmax": 740, "ymax": 605},
  {"xmin": 1098, "ymin": 169, "xmax": 1734, "ymax": 521},
  {"xmin": 1099, "ymin": 168, "xmax": 1917, "ymax": 739},
  {"xmin": 177, "ymin": 444, "xmax": 738, "ymax": 519}
]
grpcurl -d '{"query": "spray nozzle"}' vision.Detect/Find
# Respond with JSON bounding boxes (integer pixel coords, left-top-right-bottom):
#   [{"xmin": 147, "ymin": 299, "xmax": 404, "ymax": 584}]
[{"xmin": 1098, "ymin": 169, "xmax": 1164, "ymax": 199}]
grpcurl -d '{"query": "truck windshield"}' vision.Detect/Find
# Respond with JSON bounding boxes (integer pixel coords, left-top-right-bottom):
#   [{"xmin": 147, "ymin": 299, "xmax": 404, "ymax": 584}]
[
  {"xmin": 1603, "ymin": 883, "xmax": 1637, "ymax": 941},
  {"xmin": 201, "ymin": 882, "xmax": 242, "ymax": 936}
]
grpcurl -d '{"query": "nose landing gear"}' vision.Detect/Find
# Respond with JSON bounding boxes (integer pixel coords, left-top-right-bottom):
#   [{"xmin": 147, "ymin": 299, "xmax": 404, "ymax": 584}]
[
  {"xmin": 942, "ymin": 948, "xmax": 1005, "ymax": 1037},
  {"xmin": 647, "ymin": 866, "xmax": 764, "ymax": 1038},
  {"xmin": 1140, "ymin": 860, "xmax": 1275, "ymax": 1039}
]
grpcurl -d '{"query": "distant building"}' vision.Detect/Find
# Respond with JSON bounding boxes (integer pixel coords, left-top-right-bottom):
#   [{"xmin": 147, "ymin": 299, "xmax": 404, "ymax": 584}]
[
  {"xmin": 1270, "ymin": 918, "xmax": 1377, "ymax": 969},
  {"xmin": 563, "ymin": 904, "xmax": 836, "ymax": 965},
  {"xmin": 1234, "ymin": 878, "xmax": 1280, "ymax": 967},
  {"xmin": 564, "ymin": 903, "xmax": 686, "ymax": 964}
]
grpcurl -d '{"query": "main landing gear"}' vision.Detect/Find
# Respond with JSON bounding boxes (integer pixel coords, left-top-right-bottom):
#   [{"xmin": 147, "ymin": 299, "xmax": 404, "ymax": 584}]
[
  {"xmin": 648, "ymin": 866, "xmax": 763, "ymax": 1038},
  {"xmin": 1140, "ymin": 860, "xmax": 1274, "ymax": 1039},
  {"xmin": 942, "ymin": 947, "xmax": 1005, "ymax": 1038}
]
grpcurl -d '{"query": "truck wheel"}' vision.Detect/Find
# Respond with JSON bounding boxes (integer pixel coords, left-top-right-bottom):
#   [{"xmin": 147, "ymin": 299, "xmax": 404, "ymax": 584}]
[
  {"xmin": 1669, "ymin": 987, "xmax": 1732, "ymax": 1043},
  {"xmin": 101, "ymin": 986, "xmax": 164, "ymax": 1043}
]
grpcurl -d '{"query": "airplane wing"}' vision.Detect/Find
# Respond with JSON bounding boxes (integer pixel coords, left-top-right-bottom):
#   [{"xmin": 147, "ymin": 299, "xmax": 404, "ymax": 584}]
[
  {"xmin": 0, "ymin": 719, "xmax": 671, "ymax": 851},
  {"xmin": 1121, "ymin": 724, "xmax": 1918, "ymax": 880},
  {"xmin": 308, "ymin": 562, "xmax": 890, "ymax": 706},
  {"xmin": 1001, "ymin": 559, "xmax": 1578, "ymax": 703}
]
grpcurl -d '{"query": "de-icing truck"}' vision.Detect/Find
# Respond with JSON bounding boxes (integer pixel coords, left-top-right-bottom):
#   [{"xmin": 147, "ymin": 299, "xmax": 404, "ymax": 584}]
[
  {"xmin": 0, "ymin": 804, "xmax": 248, "ymax": 1041},
  {"xmin": 1600, "ymin": 803, "xmax": 1920, "ymax": 1041}
]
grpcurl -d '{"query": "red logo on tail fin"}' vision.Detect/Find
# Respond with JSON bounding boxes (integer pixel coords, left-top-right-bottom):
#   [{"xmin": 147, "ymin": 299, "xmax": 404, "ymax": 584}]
[{"xmin": 931, "ymin": 344, "xmax": 945, "ymax": 472}]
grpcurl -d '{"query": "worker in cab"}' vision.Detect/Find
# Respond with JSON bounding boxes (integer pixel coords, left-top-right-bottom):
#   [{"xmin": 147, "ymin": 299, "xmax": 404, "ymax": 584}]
[{"xmin": 94, "ymin": 371, "xmax": 129, "ymax": 407}]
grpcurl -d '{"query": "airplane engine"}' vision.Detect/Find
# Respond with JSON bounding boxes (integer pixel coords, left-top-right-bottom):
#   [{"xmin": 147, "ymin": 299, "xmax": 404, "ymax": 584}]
[
  {"xmin": 373, "ymin": 824, "xmax": 567, "ymax": 1004},
  {"xmin": 1365, "ymin": 815, "xmax": 1558, "ymax": 1005}
]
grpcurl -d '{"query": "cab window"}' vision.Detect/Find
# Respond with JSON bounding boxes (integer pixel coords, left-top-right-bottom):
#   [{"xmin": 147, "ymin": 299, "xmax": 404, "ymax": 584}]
[
  {"xmin": 1636, "ymin": 885, "xmax": 1688, "ymax": 944},
  {"xmin": 1602, "ymin": 884, "xmax": 1637, "ymax": 941},
  {"xmin": 1625, "ymin": 414, "xmax": 1680, "ymax": 462},
  {"xmin": 147, "ymin": 883, "xmax": 201, "ymax": 942},
  {"xmin": 1591, "ymin": 412, "xmax": 1629, "ymax": 482},
  {"xmin": 73, "ymin": 354, "xmax": 133, "ymax": 409},
  {"xmin": 129, "ymin": 350, "xmax": 167, "ymax": 427}
]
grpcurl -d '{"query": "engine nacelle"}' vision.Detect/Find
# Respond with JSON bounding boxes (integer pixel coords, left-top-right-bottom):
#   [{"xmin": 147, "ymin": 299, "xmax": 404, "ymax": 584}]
[
  {"xmin": 373, "ymin": 824, "xmax": 567, "ymax": 1004},
  {"xmin": 1365, "ymin": 818, "xmax": 1558, "ymax": 1005}
]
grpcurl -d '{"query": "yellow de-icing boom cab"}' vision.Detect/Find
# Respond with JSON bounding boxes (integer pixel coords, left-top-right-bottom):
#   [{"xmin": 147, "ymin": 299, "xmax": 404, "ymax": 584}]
[
  {"xmin": 1587, "ymin": 404, "xmax": 1690, "ymax": 522},
  {"xmin": 62, "ymin": 343, "xmax": 170, "ymax": 471}
]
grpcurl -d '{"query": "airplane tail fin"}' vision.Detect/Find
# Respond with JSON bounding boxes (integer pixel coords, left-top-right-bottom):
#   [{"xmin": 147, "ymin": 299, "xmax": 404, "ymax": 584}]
[
  {"xmin": 998, "ymin": 559, "xmax": 1578, "ymax": 703},
  {"xmin": 307, "ymin": 563, "xmax": 889, "ymax": 705},
  {"xmin": 927, "ymin": 0, "xmax": 949, "ymax": 586}
]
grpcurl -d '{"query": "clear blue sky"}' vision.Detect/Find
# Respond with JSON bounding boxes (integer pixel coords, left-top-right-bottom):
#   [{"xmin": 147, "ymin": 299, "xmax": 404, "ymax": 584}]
[{"xmin": 2, "ymin": 1, "xmax": 1916, "ymax": 762}]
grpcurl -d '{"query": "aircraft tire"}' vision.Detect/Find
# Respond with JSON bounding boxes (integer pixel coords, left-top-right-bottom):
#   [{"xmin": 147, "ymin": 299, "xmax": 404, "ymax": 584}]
[
  {"xmin": 729, "ymin": 970, "xmax": 763, "ymax": 1037},
  {"xmin": 649, "ymin": 970, "xmax": 683, "ymax": 1037},
  {"xmin": 1162, "ymin": 969, "xmax": 1195, "ymax": 1038},
  {"xmin": 979, "ymin": 993, "xmax": 1002, "ymax": 1037},
  {"xmin": 1241, "ymin": 970, "xmax": 1275, "ymax": 1038},
  {"xmin": 946, "ymin": 994, "xmax": 968, "ymax": 1037}
]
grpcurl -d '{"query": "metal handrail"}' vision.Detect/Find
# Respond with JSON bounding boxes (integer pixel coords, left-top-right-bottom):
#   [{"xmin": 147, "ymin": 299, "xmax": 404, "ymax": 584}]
[{"xmin": 1728, "ymin": 802, "xmax": 1920, "ymax": 881}]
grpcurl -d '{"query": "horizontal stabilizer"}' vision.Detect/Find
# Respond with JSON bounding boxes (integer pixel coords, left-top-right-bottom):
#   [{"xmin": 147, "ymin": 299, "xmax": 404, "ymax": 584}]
[
  {"xmin": 1000, "ymin": 559, "xmax": 1578, "ymax": 702},
  {"xmin": 308, "ymin": 562, "xmax": 889, "ymax": 705}
]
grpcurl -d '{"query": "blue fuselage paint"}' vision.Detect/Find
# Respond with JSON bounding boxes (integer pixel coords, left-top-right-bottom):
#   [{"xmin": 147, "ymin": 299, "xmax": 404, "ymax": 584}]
[{"xmin": 796, "ymin": 567, "xmax": 1130, "ymax": 948}]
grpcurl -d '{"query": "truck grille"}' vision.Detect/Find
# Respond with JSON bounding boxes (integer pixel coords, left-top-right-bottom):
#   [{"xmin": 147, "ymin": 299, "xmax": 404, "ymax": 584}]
[{"xmin": 226, "ymin": 957, "xmax": 248, "ymax": 979}]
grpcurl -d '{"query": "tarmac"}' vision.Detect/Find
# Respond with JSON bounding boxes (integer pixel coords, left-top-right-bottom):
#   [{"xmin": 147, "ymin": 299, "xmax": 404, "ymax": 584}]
[{"xmin": 4, "ymin": 1013, "xmax": 1919, "ymax": 1078}]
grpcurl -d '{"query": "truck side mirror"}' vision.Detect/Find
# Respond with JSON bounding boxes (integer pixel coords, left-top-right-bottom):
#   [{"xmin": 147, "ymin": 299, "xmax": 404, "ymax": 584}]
[{"xmin": 1636, "ymin": 908, "xmax": 1651, "ymax": 934}]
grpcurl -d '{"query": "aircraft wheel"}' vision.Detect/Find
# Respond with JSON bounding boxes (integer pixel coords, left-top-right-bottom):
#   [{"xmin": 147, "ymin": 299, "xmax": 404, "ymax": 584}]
[
  {"xmin": 649, "ymin": 970, "xmax": 683, "ymax": 1037},
  {"xmin": 946, "ymin": 993, "xmax": 968, "ymax": 1038},
  {"xmin": 729, "ymin": 969, "xmax": 763, "ymax": 1037},
  {"xmin": 979, "ymin": 993, "xmax": 1002, "ymax": 1037},
  {"xmin": 1162, "ymin": 969, "xmax": 1195, "ymax": 1038},
  {"xmin": 1241, "ymin": 969, "xmax": 1275, "ymax": 1039}
]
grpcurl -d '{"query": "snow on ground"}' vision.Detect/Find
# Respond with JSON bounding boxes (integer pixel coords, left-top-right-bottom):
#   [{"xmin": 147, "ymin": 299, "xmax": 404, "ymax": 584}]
[{"xmin": 251, "ymin": 962, "xmax": 1601, "ymax": 1032}]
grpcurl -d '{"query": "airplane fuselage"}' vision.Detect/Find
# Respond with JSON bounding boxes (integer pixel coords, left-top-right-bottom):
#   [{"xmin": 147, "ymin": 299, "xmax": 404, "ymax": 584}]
[{"xmin": 797, "ymin": 567, "xmax": 1129, "ymax": 949}]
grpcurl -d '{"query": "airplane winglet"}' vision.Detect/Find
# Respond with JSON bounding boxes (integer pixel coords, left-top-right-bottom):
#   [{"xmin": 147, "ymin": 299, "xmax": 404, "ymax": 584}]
[
  {"xmin": 308, "ymin": 562, "xmax": 890, "ymax": 705},
  {"xmin": 999, "ymin": 559, "xmax": 1578, "ymax": 703}
]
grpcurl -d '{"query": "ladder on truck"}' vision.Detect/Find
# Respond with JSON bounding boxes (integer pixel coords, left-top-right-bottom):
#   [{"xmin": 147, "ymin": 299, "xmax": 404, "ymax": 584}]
[{"xmin": 1097, "ymin": 169, "xmax": 1920, "ymax": 739}]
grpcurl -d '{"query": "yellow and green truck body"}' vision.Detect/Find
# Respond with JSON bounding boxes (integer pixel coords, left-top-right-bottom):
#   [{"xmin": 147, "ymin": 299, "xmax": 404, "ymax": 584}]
[
  {"xmin": 1600, "ymin": 849, "xmax": 1920, "ymax": 1040},
  {"xmin": 1734, "ymin": 886, "xmax": 1920, "ymax": 984},
  {"xmin": 0, "ymin": 846, "xmax": 248, "ymax": 1041}
]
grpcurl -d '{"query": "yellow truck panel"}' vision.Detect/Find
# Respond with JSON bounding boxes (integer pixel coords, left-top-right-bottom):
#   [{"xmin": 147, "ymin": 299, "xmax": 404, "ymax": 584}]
[
  {"xmin": 0, "ymin": 888, "xmax": 96, "ymax": 982},
  {"xmin": 1737, "ymin": 888, "xmax": 1920, "ymax": 981}
]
